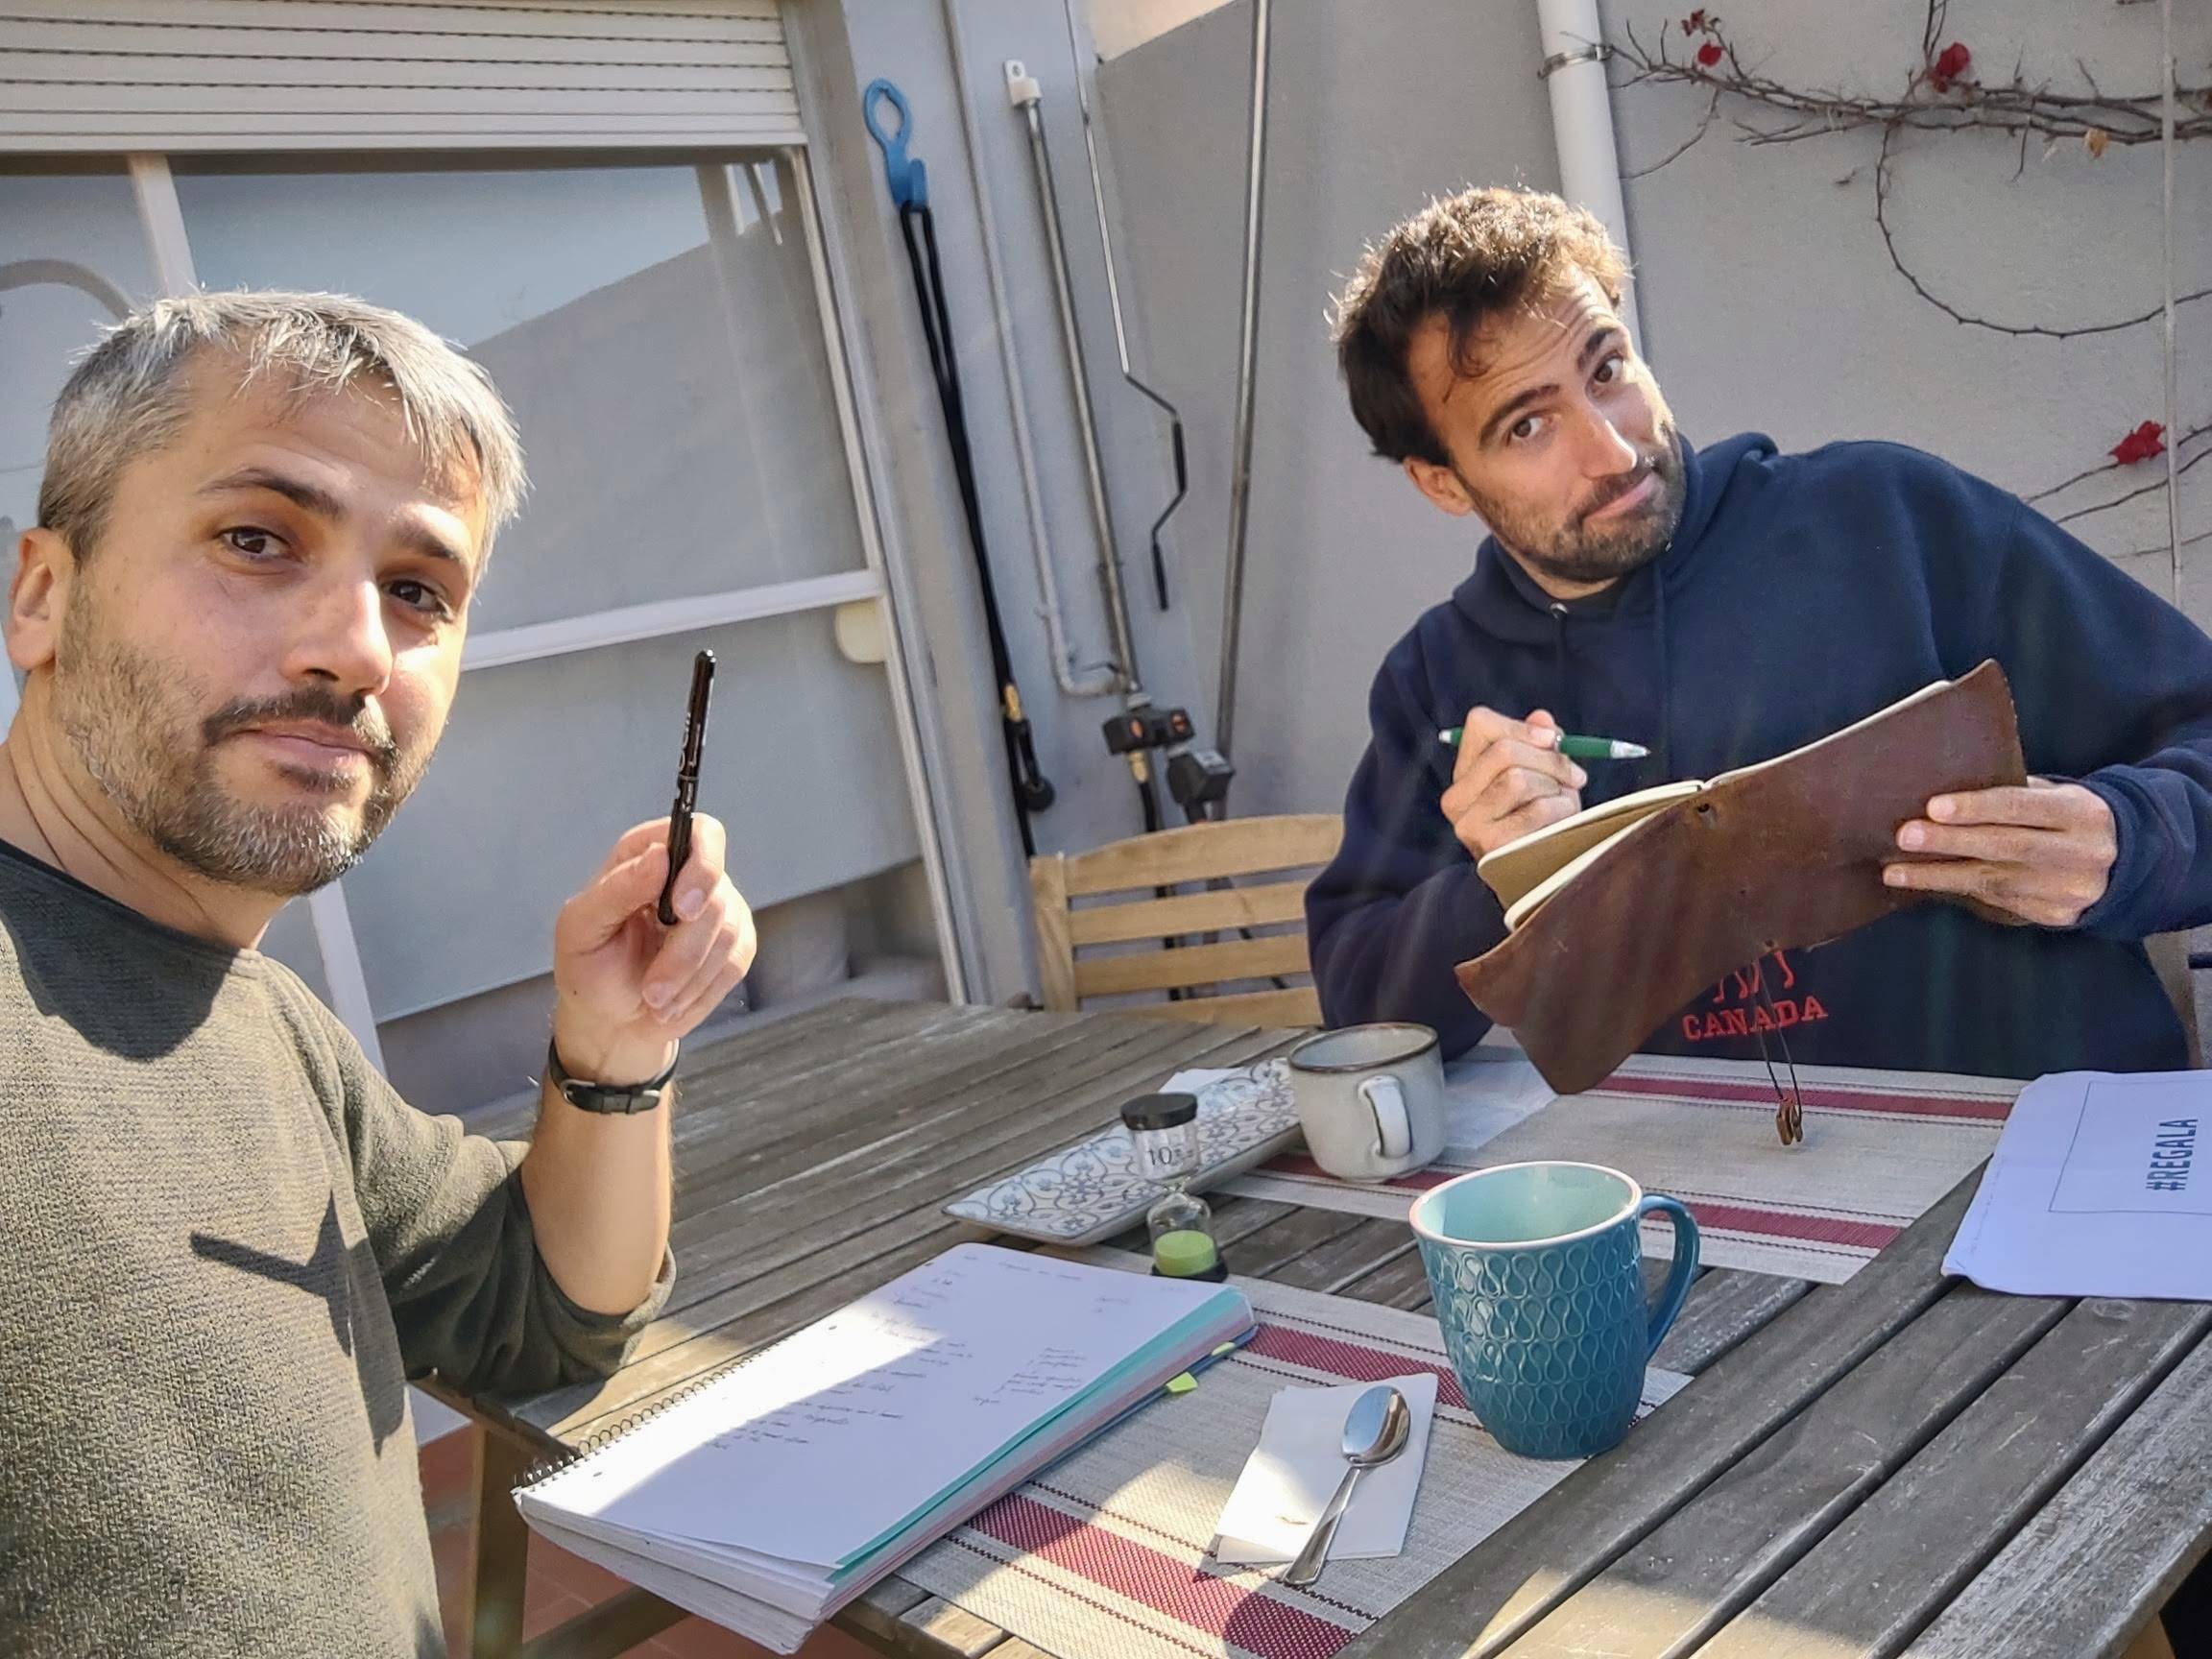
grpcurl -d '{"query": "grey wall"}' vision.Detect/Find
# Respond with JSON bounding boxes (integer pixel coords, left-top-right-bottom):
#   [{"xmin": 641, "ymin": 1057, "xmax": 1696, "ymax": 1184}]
[
  {"xmin": 1094, "ymin": 0, "xmax": 2210, "ymax": 825},
  {"xmin": 794, "ymin": 0, "xmax": 1236, "ymax": 1003},
  {"xmin": 1611, "ymin": 0, "xmax": 2210, "ymax": 592},
  {"xmin": 1096, "ymin": 0, "xmax": 1561, "ymax": 819}
]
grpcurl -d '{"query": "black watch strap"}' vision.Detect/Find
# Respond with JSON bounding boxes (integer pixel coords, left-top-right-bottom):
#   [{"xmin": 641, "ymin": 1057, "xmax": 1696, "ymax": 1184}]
[{"xmin": 544, "ymin": 1040, "xmax": 679, "ymax": 1116}]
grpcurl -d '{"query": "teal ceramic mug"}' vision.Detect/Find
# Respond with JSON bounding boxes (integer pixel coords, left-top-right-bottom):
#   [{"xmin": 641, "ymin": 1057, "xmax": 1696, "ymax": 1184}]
[{"xmin": 1410, "ymin": 1162, "xmax": 1698, "ymax": 1459}]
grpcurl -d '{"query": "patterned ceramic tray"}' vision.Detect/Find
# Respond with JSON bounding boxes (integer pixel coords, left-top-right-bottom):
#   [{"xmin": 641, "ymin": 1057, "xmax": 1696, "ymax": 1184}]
[{"xmin": 942, "ymin": 1059, "xmax": 1301, "ymax": 1245}]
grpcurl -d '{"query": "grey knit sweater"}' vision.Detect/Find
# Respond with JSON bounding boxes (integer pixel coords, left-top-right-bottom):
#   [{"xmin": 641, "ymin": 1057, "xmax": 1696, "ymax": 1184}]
[{"xmin": 0, "ymin": 839, "xmax": 669, "ymax": 1657}]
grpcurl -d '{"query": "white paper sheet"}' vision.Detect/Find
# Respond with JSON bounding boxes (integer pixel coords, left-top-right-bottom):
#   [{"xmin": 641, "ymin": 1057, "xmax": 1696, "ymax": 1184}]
[
  {"xmin": 1944, "ymin": 1070, "xmax": 2212, "ymax": 1298},
  {"xmin": 1210, "ymin": 1373, "xmax": 1438, "ymax": 1565}
]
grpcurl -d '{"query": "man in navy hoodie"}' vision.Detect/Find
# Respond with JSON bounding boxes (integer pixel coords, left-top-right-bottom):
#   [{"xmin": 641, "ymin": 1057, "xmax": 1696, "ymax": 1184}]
[{"xmin": 1306, "ymin": 185, "xmax": 2212, "ymax": 1080}]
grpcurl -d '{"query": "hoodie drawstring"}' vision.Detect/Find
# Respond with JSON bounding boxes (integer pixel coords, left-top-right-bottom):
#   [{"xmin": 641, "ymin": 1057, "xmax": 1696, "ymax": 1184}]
[
  {"xmin": 1549, "ymin": 603, "xmax": 1571, "ymax": 727},
  {"xmin": 1551, "ymin": 584, "xmax": 1671, "ymax": 780}
]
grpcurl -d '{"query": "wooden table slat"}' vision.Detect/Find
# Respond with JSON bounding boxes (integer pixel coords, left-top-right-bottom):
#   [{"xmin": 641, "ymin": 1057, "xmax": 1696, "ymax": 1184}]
[
  {"xmin": 838, "ymin": 1579, "xmax": 933, "ymax": 1647},
  {"xmin": 1335, "ymin": 1247, "xmax": 1436, "ymax": 1312},
  {"xmin": 649, "ymin": 1004, "xmax": 1023, "ymax": 1205},
  {"xmin": 1652, "ymin": 1267, "xmax": 1815, "ymax": 1378},
  {"xmin": 677, "ymin": 998, "xmax": 975, "ymax": 1094},
  {"xmin": 467, "ymin": 997, "xmax": 928, "ymax": 1142},
  {"xmin": 666, "ymin": 1000, "xmax": 969, "ymax": 1137},
  {"xmin": 1898, "ymin": 1322, "xmax": 2212, "ymax": 1659},
  {"xmin": 665, "ymin": 1005, "xmax": 1110, "ymax": 1214},
  {"xmin": 1201, "ymin": 1195, "xmax": 1303, "ymax": 1252},
  {"xmin": 1217, "ymin": 1203, "xmax": 1375, "ymax": 1282},
  {"xmin": 891, "ymin": 1595, "xmax": 1011, "ymax": 1659},
  {"xmin": 665, "ymin": 1016, "xmax": 1236, "ymax": 1262},
  {"xmin": 1699, "ymin": 1295, "xmax": 2212, "ymax": 1659},
  {"xmin": 1336, "ymin": 1173, "xmax": 1983, "ymax": 1659},
  {"xmin": 1501, "ymin": 1284, "xmax": 2069, "ymax": 1657},
  {"xmin": 1259, "ymin": 1214, "xmax": 1421, "ymax": 1295}
]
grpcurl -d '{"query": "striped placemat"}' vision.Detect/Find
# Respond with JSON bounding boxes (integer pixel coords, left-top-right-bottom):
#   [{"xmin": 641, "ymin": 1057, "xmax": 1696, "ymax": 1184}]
[
  {"xmin": 1219, "ymin": 1054, "xmax": 2021, "ymax": 1285},
  {"xmin": 900, "ymin": 1264, "xmax": 1688, "ymax": 1659}
]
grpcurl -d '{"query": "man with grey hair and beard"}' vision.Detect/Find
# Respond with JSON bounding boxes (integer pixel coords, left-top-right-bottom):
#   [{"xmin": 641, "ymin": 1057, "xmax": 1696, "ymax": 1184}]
[{"xmin": 0, "ymin": 293, "xmax": 757, "ymax": 1658}]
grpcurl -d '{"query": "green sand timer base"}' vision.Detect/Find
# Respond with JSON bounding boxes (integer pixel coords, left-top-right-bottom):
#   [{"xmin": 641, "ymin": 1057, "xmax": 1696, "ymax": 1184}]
[{"xmin": 1119, "ymin": 1093, "xmax": 1228, "ymax": 1284}]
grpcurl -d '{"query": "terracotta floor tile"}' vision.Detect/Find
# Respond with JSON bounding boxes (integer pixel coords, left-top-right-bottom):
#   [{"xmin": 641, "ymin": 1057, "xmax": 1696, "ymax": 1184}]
[
  {"xmin": 421, "ymin": 1431, "xmax": 890, "ymax": 1659},
  {"xmin": 417, "ymin": 1421, "xmax": 476, "ymax": 1504},
  {"xmin": 521, "ymin": 1584, "xmax": 591, "ymax": 1641}
]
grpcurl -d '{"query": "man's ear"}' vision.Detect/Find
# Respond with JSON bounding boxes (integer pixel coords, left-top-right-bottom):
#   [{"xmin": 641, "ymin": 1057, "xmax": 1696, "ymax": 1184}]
[
  {"xmin": 9, "ymin": 526, "xmax": 76, "ymax": 675},
  {"xmin": 1405, "ymin": 456, "xmax": 1476, "ymax": 517}
]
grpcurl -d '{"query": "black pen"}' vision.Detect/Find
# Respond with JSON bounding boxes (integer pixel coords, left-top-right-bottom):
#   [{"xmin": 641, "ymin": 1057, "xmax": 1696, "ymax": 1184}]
[{"xmin": 656, "ymin": 650, "xmax": 716, "ymax": 926}]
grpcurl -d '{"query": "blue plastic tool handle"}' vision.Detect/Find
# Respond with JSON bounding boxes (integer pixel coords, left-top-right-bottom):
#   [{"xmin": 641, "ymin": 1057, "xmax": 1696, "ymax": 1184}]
[{"xmin": 862, "ymin": 78, "xmax": 927, "ymax": 208}]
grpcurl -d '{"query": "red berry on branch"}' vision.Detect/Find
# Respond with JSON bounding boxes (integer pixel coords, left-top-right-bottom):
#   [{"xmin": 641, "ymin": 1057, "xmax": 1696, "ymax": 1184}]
[
  {"xmin": 1929, "ymin": 41, "xmax": 1971, "ymax": 92},
  {"xmin": 2110, "ymin": 421, "xmax": 2167, "ymax": 466},
  {"xmin": 1696, "ymin": 39, "xmax": 1724, "ymax": 67}
]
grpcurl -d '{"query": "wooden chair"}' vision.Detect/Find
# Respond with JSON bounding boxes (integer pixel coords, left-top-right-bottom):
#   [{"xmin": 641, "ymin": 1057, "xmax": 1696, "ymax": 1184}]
[{"xmin": 1028, "ymin": 814, "xmax": 1344, "ymax": 1027}]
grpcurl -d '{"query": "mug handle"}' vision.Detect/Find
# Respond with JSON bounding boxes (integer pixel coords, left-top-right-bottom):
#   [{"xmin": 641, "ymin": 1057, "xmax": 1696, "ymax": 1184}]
[
  {"xmin": 1358, "ymin": 1075, "xmax": 1412, "ymax": 1160},
  {"xmin": 1636, "ymin": 1195, "xmax": 1700, "ymax": 1360}
]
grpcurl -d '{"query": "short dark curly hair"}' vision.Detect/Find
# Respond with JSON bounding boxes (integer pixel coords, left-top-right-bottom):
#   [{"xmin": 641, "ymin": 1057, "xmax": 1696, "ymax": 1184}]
[{"xmin": 1331, "ymin": 186, "xmax": 1629, "ymax": 467}]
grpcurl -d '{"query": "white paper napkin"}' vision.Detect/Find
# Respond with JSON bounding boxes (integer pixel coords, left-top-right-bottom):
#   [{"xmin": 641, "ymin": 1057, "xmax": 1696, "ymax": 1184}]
[
  {"xmin": 1441, "ymin": 1051, "xmax": 1557, "ymax": 1151},
  {"xmin": 1210, "ymin": 1373, "xmax": 1437, "ymax": 1565}
]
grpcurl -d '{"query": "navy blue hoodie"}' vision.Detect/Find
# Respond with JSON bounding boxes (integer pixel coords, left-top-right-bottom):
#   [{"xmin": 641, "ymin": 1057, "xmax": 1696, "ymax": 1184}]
[{"xmin": 1307, "ymin": 433, "xmax": 2212, "ymax": 1079}]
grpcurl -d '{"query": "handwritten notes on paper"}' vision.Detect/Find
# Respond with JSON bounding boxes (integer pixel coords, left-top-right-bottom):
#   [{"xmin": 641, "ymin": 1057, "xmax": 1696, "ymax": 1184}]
[{"xmin": 544, "ymin": 1244, "xmax": 1238, "ymax": 1568}]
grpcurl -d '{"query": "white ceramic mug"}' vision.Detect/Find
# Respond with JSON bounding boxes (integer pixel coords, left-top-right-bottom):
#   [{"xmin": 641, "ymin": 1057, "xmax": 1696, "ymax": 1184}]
[{"xmin": 1287, "ymin": 1022, "xmax": 1447, "ymax": 1181}]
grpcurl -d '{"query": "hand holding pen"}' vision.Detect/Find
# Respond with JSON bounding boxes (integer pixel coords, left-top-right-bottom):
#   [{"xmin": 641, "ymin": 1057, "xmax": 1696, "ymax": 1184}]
[
  {"xmin": 1438, "ymin": 707, "xmax": 1594, "ymax": 861},
  {"xmin": 546, "ymin": 650, "xmax": 757, "ymax": 1087}
]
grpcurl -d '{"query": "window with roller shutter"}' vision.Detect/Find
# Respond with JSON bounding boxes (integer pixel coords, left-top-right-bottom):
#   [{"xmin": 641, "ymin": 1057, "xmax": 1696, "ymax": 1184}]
[
  {"xmin": 0, "ymin": 0, "xmax": 803, "ymax": 154},
  {"xmin": 0, "ymin": 1, "xmax": 969, "ymax": 1109}
]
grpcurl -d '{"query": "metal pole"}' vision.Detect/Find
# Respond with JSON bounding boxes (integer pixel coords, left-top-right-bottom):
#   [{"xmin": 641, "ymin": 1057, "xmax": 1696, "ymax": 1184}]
[
  {"xmin": 1008, "ymin": 63, "xmax": 1145, "ymax": 694},
  {"xmin": 1534, "ymin": 0, "xmax": 1641, "ymax": 348},
  {"xmin": 1214, "ymin": 0, "xmax": 1271, "ymax": 762},
  {"xmin": 1060, "ymin": 0, "xmax": 1137, "ymax": 379},
  {"xmin": 1059, "ymin": 0, "xmax": 1190, "ymax": 614},
  {"xmin": 938, "ymin": 0, "xmax": 1118, "ymax": 698}
]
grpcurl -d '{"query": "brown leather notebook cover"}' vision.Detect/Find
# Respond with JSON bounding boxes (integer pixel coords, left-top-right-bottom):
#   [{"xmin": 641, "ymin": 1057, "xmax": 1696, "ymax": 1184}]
[{"xmin": 1455, "ymin": 661, "xmax": 2026, "ymax": 1095}]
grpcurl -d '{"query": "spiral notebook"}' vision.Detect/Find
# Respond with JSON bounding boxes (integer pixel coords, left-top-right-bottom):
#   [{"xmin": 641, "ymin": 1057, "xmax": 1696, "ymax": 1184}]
[{"xmin": 514, "ymin": 1244, "xmax": 1254, "ymax": 1653}]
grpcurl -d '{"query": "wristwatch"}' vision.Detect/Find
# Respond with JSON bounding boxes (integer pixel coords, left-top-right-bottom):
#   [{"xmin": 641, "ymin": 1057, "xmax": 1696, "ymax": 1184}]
[{"xmin": 544, "ymin": 1039, "xmax": 679, "ymax": 1116}]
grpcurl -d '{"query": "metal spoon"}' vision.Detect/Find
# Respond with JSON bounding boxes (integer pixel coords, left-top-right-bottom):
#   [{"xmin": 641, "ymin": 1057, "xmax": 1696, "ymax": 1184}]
[{"xmin": 1282, "ymin": 1383, "xmax": 1412, "ymax": 1587}]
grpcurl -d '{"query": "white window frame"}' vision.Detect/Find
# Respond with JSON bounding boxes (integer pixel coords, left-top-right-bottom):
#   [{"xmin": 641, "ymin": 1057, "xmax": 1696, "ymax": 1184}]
[{"xmin": 1, "ymin": 144, "xmax": 968, "ymax": 1058}]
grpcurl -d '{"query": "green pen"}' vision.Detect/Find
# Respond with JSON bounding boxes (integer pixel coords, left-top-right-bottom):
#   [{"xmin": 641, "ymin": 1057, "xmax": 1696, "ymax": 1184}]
[{"xmin": 1435, "ymin": 727, "xmax": 1650, "ymax": 760}]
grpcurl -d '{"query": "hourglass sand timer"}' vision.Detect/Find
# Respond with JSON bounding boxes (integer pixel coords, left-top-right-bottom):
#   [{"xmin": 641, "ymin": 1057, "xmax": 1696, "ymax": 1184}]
[{"xmin": 1119, "ymin": 1092, "xmax": 1227, "ymax": 1282}]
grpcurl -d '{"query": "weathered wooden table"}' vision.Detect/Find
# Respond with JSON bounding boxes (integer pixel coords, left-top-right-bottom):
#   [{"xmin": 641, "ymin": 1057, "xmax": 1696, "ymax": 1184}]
[{"xmin": 442, "ymin": 998, "xmax": 2212, "ymax": 1659}]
